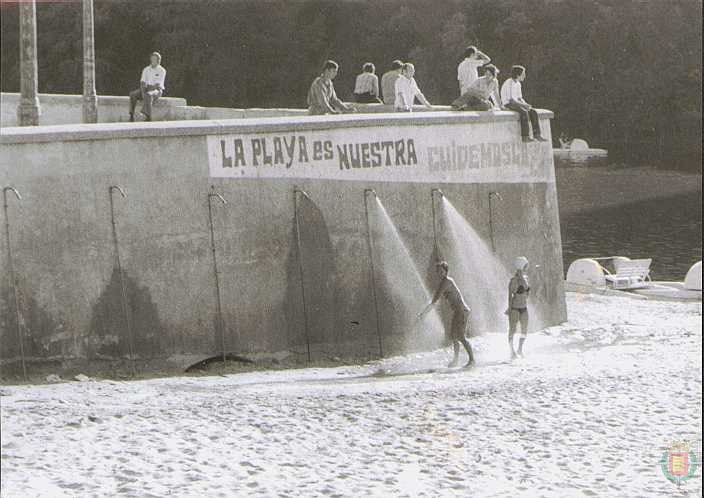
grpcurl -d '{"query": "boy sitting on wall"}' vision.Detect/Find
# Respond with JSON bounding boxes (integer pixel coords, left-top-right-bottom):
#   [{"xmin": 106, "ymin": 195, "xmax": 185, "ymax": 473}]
[
  {"xmin": 500, "ymin": 65, "xmax": 547, "ymax": 142},
  {"xmin": 129, "ymin": 52, "xmax": 166, "ymax": 122}
]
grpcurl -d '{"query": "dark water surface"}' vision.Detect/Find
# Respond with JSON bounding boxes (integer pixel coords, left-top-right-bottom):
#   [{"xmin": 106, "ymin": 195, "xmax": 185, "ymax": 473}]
[{"xmin": 556, "ymin": 166, "xmax": 702, "ymax": 281}]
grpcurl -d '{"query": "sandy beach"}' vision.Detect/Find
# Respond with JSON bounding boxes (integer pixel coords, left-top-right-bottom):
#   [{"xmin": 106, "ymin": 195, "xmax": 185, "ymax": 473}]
[{"xmin": 1, "ymin": 291, "xmax": 701, "ymax": 497}]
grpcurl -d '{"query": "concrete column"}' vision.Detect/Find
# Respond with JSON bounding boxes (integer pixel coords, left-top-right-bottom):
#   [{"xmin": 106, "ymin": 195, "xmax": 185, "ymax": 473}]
[
  {"xmin": 17, "ymin": 0, "xmax": 41, "ymax": 126},
  {"xmin": 82, "ymin": 0, "xmax": 98, "ymax": 123}
]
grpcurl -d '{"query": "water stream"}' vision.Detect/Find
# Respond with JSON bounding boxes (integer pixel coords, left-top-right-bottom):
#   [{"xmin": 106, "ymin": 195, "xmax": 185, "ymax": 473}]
[
  {"xmin": 368, "ymin": 196, "xmax": 444, "ymax": 351},
  {"xmin": 440, "ymin": 197, "xmax": 512, "ymax": 334}
]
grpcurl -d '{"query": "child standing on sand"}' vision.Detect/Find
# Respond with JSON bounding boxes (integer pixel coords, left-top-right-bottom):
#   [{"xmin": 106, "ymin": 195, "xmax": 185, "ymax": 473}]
[{"xmin": 507, "ymin": 256, "xmax": 531, "ymax": 359}]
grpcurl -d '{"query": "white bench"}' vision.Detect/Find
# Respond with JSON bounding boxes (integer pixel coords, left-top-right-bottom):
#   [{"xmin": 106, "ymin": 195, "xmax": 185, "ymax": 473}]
[{"xmin": 604, "ymin": 258, "xmax": 652, "ymax": 290}]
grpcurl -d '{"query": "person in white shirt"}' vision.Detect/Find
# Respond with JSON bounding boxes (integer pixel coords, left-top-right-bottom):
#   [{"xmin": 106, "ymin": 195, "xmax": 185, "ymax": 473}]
[
  {"xmin": 500, "ymin": 65, "xmax": 546, "ymax": 142},
  {"xmin": 129, "ymin": 52, "xmax": 166, "ymax": 122},
  {"xmin": 394, "ymin": 63, "xmax": 432, "ymax": 112},
  {"xmin": 457, "ymin": 45, "xmax": 491, "ymax": 96},
  {"xmin": 451, "ymin": 64, "xmax": 503, "ymax": 111},
  {"xmin": 353, "ymin": 63, "xmax": 382, "ymax": 103}
]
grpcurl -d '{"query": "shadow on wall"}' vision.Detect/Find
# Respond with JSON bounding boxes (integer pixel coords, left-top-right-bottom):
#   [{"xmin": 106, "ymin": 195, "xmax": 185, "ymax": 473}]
[
  {"xmin": 0, "ymin": 280, "xmax": 58, "ymax": 359},
  {"xmin": 284, "ymin": 193, "xmax": 337, "ymax": 358},
  {"xmin": 87, "ymin": 267, "xmax": 166, "ymax": 359}
]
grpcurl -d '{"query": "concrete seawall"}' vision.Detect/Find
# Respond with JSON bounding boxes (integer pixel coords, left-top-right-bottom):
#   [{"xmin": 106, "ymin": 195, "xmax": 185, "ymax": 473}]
[{"xmin": 0, "ymin": 110, "xmax": 566, "ymax": 374}]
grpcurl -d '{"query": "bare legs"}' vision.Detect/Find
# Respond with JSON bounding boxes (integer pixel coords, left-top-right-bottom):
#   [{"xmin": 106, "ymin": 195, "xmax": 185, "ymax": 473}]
[
  {"xmin": 449, "ymin": 308, "xmax": 474, "ymax": 367},
  {"xmin": 449, "ymin": 337, "xmax": 474, "ymax": 367},
  {"xmin": 508, "ymin": 308, "xmax": 529, "ymax": 359}
]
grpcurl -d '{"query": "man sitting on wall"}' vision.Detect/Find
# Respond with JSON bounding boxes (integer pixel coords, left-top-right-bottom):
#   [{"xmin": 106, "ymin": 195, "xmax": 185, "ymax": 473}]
[
  {"xmin": 307, "ymin": 60, "xmax": 355, "ymax": 115},
  {"xmin": 394, "ymin": 63, "xmax": 433, "ymax": 112},
  {"xmin": 129, "ymin": 52, "xmax": 166, "ymax": 122},
  {"xmin": 451, "ymin": 64, "xmax": 503, "ymax": 111},
  {"xmin": 500, "ymin": 65, "xmax": 547, "ymax": 142},
  {"xmin": 457, "ymin": 45, "xmax": 492, "ymax": 96},
  {"xmin": 380, "ymin": 60, "xmax": 404, "ymax": 105}
]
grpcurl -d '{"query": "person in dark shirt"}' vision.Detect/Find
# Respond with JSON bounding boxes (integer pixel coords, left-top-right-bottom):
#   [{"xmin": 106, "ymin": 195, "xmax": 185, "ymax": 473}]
[
  {"xmin": 307, "ymin": 60, "xmax": 354, "ymax": 115},
  {"xmin": 506, "ymin": 256, "xmax": 531, "ymax": 359},
  {"xmin": 419, "ymin": 261, "xmax": 475, "ymax": 367}
]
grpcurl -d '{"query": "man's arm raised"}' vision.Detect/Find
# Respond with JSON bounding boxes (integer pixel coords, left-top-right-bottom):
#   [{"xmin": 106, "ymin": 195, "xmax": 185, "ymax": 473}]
[{"xmin": 475, "ymin": 49, "xmax": 491, "ymax": 63}]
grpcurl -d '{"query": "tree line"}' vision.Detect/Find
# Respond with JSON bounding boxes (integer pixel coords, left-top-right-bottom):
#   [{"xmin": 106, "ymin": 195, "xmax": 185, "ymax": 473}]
[{"xmin": 1, "ymin": 0, "xmax": 701, "ymax": 170}]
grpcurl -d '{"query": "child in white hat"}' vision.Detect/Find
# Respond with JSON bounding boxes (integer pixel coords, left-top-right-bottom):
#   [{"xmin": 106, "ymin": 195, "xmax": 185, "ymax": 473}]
[{"xmin": 506, "ymin": 256, "xmax": 530, "ymax": 359}]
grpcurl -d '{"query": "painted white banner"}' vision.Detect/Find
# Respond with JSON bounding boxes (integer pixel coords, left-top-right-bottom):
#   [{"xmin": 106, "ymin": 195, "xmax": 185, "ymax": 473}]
[{"xmin": 207, "ymin": 121, "xmax": 554, "ymax": 183}]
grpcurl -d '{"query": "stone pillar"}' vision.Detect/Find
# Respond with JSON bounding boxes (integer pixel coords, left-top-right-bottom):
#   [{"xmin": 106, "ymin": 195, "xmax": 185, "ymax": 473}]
[
  {"xmin": 17, "ymin": 0, "xmax": 41, "ymax": 126},
  {"xmin": 82, "ymin": 0, "xmax": 98, "ymax": 123}
]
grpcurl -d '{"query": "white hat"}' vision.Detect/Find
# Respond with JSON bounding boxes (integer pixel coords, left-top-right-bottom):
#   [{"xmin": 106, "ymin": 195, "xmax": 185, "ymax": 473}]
[{"xmin": 514, "ymin": 256, "xmax": 529, "ymax": 271}]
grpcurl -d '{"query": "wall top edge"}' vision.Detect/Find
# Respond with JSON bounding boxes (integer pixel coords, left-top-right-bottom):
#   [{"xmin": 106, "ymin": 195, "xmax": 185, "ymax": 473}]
[{"xmin": 1, "ymin": 109, "xmax": 554, "ymax": 145}]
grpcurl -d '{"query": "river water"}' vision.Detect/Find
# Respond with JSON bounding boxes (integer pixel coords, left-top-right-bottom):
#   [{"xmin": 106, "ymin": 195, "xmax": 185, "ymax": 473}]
[{"xmin": 556, "ymin": 164, "xmax": 702, "ymax": 281}]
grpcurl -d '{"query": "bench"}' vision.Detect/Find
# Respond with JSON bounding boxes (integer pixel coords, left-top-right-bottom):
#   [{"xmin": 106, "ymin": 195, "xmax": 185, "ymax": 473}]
[{"xmin": 604, "ymin": 258, "xmax": 652, "ymax": 290}]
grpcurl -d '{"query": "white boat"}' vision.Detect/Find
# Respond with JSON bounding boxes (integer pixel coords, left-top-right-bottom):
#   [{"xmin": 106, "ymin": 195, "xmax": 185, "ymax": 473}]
[
  {"xmin": 565, "ymin": 257, "xmax": 702, "ymax": 302},
  {"xmin": 554, "ymin": 138, "xmax": 608, "ymax": 165}
]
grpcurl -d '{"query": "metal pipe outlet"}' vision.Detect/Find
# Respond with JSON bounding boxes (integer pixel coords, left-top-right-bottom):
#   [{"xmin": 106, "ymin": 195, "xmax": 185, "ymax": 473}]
[
  {"xmin": 3, "ymin": 187, "xmax": 26, "ymax": 380},
  {"xmin": 293, "ymin": 186, "xmax": 312, "ymax": 362},
  {"xmin": 363, "ymin": 188, "xmax": 383, "ymax": 358},
  {"xmin": 108, "ymin": 185, "xmax": 136, "ymax": 376},
  {"xmin": 207, "ymin": 186, "xmax": 227, "ymax": 363}
]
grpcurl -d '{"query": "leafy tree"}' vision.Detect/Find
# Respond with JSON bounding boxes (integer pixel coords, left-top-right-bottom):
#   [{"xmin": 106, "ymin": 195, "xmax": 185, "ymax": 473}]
[{"xmin": 1, "ymin": 0, "xmax": 700, "ymax": 169}]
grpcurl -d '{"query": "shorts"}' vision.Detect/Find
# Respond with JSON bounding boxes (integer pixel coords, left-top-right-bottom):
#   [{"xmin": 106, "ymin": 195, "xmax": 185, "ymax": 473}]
[
  {"xmin": 508, "ymin": 307, "xmax": 529, "ymax": 338},
  {"xmin": 449, "ymin": 308, "xmax": 470, "ymax": 341}
]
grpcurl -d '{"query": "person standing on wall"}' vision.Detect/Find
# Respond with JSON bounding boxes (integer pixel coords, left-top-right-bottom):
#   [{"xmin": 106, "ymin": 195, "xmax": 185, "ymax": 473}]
[
  {"xmin": 129, "ymin": 52, "xmax": 166, "ymax": 122},
  {"xmin": 394, "ymin": 63, "xmax": 432, "ymax": 112},
  {"xmin": 506, "ymin": 256, "xmax": 531, "ymax": 359},
  {"xmin": 380, "ymin": 60, "xmax": 404, "ymax": 105},
  {"xmin": 353, "ymin": 63, "xmax": 382, "ymax": 103},
  {"xmin": 457, "ymin": 45, "xmax": 492, "ymax": 96},
  {"xmin": 500, "ymin": 65, "xmax": 547, "ymax": 142},
  {"xmin": 451, "ymin": 64, "xmax": 504, "ymax": 111},
  {"xmin": 307, "ymin": 60, "xmax": 355, "ymax": 115},
  {"xmin": 419, "ymin": 262, "xmax": 475, "ymax": 368}
]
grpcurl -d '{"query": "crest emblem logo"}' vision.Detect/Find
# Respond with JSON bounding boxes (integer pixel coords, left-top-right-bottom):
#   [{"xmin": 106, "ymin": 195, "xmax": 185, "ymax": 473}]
[{"xmin": 660, "ymin": 441, "xmax": 701, "ymax": 485}]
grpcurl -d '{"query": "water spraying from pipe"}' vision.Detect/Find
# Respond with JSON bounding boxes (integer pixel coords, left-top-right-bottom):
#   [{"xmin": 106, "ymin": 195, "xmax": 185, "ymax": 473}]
[
  {"xmin": 366, "ymin": 193, "xmax": 444, "ymax": 352},
  {"xmin": 440, "ymin": 197, "xmax": 511, "ymax": 334}
]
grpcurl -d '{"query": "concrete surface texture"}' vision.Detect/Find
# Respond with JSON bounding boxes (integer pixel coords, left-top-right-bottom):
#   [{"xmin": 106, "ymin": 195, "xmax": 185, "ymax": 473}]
[
  {"xmin": 0, "ymin": 110, "xmax": 565, "ymax": 373},
  {"xmin": 1, "ymin": 92, "xmax": 461, "ymax": 128}
]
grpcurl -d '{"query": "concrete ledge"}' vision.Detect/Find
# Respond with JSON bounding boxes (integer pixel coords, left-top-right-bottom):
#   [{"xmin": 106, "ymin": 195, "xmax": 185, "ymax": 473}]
[
  {"xmin": 1, "ymin": 92, "xmax": 188, "ymax": 127},
  {"xmin": 1, "ymin": 109, "xmax": 554, "ymax": 145}
]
